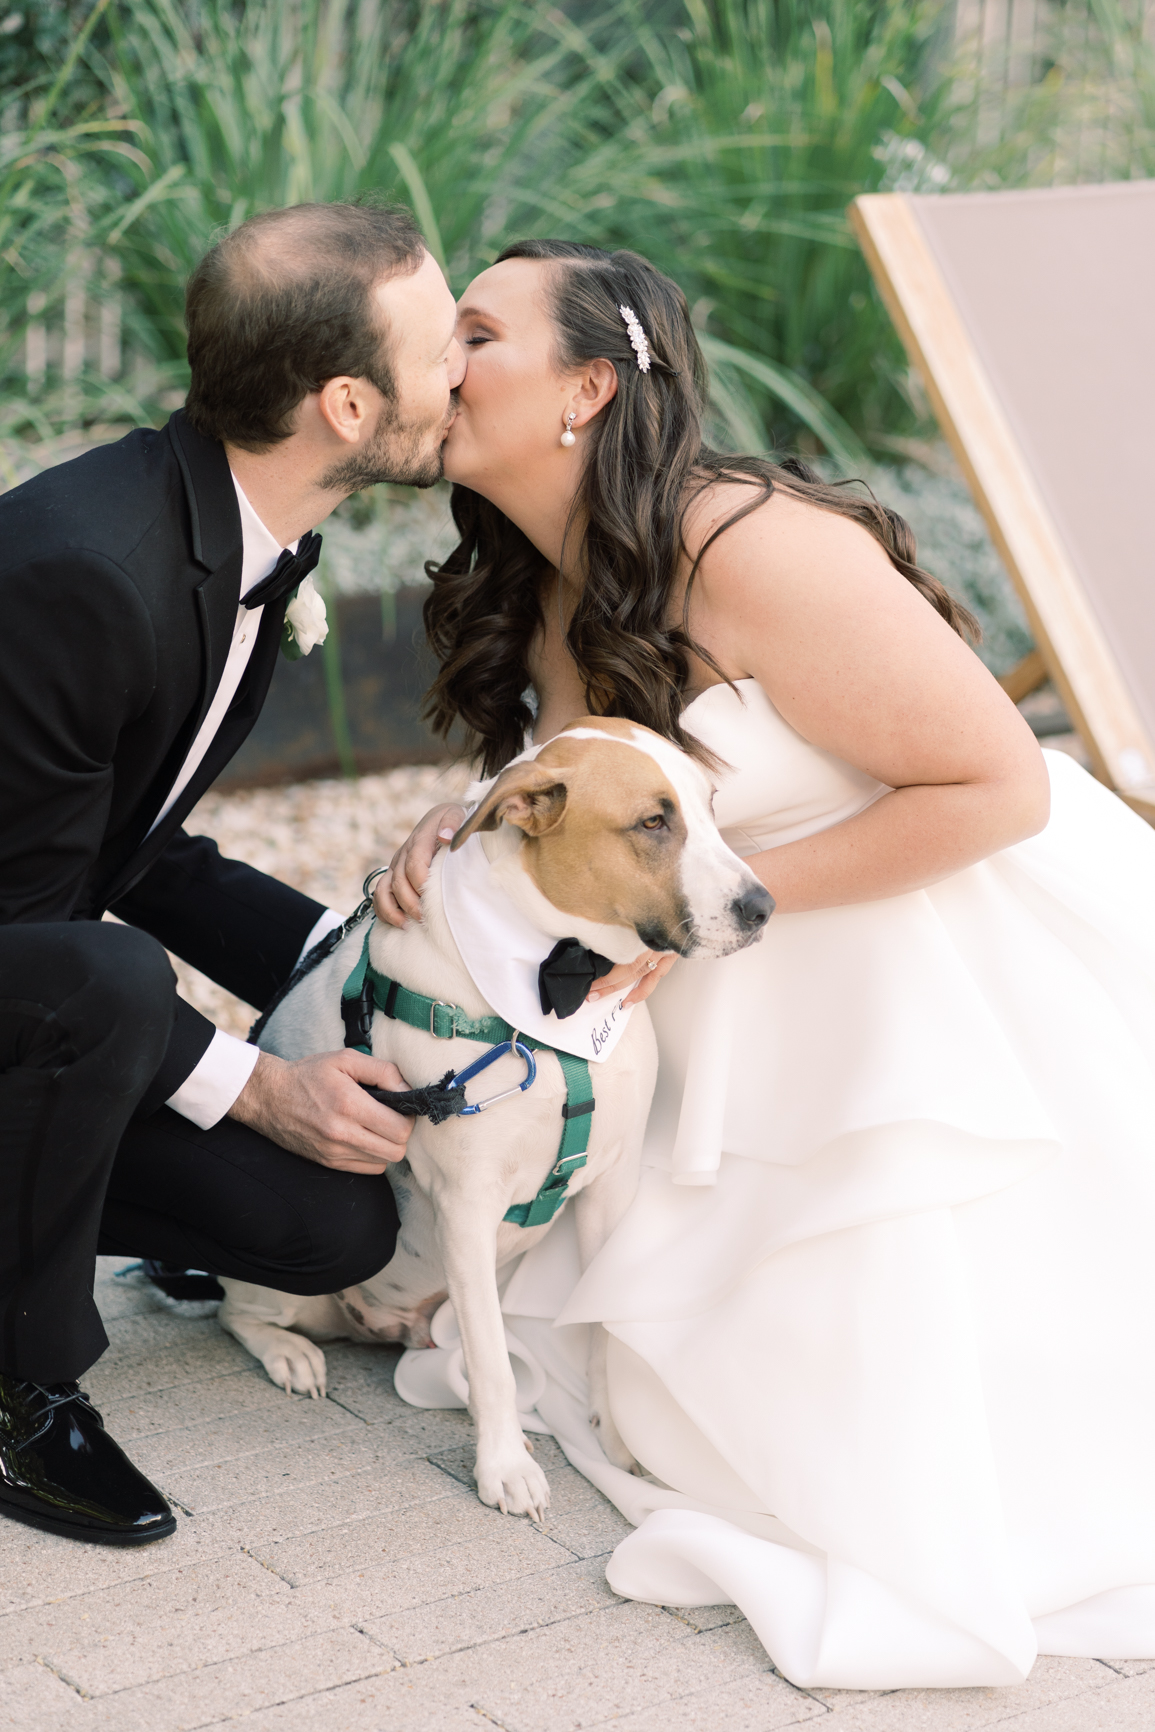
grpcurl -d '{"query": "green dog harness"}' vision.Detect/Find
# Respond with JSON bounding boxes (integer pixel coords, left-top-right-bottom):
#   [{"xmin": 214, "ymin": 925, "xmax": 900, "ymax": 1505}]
[{"xmin": 341, "ymin": 923, "xmax": 594, "ymax": 1229}]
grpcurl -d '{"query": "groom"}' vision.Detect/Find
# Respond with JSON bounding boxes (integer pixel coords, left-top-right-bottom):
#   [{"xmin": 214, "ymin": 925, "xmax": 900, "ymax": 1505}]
[{"xmin": 0, "ymin": 201, "xmax": 465, "ymax": 1545}]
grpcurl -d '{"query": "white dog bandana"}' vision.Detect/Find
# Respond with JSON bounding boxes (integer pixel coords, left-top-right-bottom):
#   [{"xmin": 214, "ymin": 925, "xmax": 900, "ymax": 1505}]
[{"xmin": 440, "ymin": 831, "xmax": 637, "ymax": 1064}]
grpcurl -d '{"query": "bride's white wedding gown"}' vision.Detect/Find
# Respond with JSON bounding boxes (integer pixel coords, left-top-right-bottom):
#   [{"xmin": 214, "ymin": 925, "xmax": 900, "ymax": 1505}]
[{"xmin": 395, "ymin": 679, "xmax": 1155, "ymax": 1689}]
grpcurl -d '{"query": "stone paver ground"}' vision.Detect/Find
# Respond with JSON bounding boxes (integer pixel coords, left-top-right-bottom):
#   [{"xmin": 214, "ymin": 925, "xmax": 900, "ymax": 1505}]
[{"xmin": 1, "ymin": 1262, "xmax": 1152, "ymax": 1732}]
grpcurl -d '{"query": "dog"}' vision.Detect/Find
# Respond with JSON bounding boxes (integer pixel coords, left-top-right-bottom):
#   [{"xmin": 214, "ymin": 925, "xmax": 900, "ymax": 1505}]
[{"xmin": 218, "ymin": 716, "xmax": 772, "ymax": 1519}]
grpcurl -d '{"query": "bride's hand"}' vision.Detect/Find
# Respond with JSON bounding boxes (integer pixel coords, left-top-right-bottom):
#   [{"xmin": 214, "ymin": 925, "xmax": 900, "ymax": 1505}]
[
  {"xmin": 373, "ymin": 802, "xmax": 466, "ymax": 927},
  {"xmin": 588, "ymin": 951, "xmax": 678, "ymax": 1008}
]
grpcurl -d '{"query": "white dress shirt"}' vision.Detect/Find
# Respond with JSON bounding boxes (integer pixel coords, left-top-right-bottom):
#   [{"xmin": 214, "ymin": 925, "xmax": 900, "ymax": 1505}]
[{"xmin": 164, "ymin": 476, "xmax": 343, "ymax": 1130}]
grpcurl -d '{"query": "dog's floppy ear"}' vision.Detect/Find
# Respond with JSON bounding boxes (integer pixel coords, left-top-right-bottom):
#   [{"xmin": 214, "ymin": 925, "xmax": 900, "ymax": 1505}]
[{"xmin": 451, "ymin": 761, "xmax": 568, "ymax": 850}]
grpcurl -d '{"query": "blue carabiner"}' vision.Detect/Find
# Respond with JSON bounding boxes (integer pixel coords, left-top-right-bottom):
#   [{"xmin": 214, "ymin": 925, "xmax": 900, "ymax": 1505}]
[{"xmin": 454, "ymin": 1036, "xmax": 537, "ymax": 1115}]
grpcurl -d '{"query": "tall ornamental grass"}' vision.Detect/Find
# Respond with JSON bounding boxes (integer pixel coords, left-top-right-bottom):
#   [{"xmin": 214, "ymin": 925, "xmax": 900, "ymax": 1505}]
[
  {"xmin": 2, "ymin": 0, "xmax": 1152, "ymax": 460},
  {"xmin": 553, "ymin": 0, "xmax": 955, "ymax": 462},
  {"xmin": 96, "ymin": 0, "xmax": 608, "ymax": 390}
]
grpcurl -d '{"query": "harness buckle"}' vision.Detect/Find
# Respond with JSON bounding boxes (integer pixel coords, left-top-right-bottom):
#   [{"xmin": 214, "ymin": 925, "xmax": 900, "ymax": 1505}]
[{"xmin": 429, "ymin": 1001, "xmax": 458, "ymax": 1039}]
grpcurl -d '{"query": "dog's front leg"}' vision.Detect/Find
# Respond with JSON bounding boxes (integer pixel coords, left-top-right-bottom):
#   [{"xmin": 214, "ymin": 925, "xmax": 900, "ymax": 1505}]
[
  {"xmin": 436, "ymin": 1194, "xmax": 551, "ymax": 1521},
  {"xmin": 218, "ymin": 1283, "xmax": 334, "ymax": 1399},
  {"xmin": 573, "ymin": 1154, "xmax": 643, "ymax": 1474}
]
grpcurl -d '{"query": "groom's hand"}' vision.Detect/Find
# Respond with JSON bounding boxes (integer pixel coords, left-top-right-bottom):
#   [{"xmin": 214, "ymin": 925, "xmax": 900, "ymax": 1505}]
[{"xmin": 229, "ymin": 1049, "xmax": 414, "ymax": 1173}]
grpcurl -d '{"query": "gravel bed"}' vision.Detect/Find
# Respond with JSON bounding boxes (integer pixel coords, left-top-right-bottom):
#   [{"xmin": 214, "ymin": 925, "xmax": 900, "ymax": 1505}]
[{"xmin": 171, "ymin": 760, "xmax": 470, "ymax": 1038}]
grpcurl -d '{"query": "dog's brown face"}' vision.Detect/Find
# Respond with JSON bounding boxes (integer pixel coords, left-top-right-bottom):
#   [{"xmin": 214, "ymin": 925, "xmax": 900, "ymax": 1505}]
[{"xmin": 452, "ymin": 717, "xmax": 772, "ymax": 957}]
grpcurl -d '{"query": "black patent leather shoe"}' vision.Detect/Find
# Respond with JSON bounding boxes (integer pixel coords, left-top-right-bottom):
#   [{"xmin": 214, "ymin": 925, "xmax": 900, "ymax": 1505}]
[
  {"xmin": 0, "ymin": 1373, "xmax": 176, "ymax": 1545},
  {"xmin": 141, "ymin": 1260, "xmax": 224, "ymax": 1304},
  {"xmin": 114, "ymin": 1260, "xmax": 224, "ymax": 1318}
]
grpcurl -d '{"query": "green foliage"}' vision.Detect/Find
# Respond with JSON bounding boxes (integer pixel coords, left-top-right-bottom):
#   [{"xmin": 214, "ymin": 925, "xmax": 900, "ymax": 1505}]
[
  {"xmin": 0, "ymin": 0, "xmax": 110, "ymax": 115},
  {"xmin": 562, "ymin": 0, "xmax": 955, "ymax": 453},
  {"xmin": 0, "ymin": 0, "xmax": 151, "ymax": 435},
  {"xmin": 1, "ymin": 0, "xmax": 1153, "ymax": 461},
  {"xmin": 91, "ymin": 0, "xmax": 602, "ymax": 387},
  {"xmin": 0, "ymin": 0, "xmax": 605, "ymax": 430}
]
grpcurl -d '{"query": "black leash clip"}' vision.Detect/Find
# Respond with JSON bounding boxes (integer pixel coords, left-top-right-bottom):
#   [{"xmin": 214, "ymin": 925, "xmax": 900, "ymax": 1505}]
[{"xmin": 341, "ymin": 865, "xmax": 391, "ymax": 937}]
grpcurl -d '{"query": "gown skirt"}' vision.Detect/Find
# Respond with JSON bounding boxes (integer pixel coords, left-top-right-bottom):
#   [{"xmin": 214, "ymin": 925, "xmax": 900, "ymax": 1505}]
[{"xmin": 395, "ymin": 680, "xmax": 1155, "ymax": 1689}]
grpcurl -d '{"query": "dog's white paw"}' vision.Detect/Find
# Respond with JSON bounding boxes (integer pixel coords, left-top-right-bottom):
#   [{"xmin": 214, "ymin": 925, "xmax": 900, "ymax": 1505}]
[
  {"xmin": 474, "ymin": 1438, "xmax": 551, "ymax": 1522},
  {"xmin": 261, "ymin": 1333, "xmax": 328, "ymax": 1400},
  {"xmin": 591, "ymin": 1407, "xmax": 640, "ymax": 1474}
]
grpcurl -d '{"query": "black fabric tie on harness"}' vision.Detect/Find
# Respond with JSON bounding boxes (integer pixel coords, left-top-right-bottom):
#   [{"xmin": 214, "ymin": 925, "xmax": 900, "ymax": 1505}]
[
  {"xmin": 537, "ymin": 938, "xmax": 614, "ymax": 1020},
  {"xmin": 359, "ymin": 1074, "xmax": 463, "ymax": 1126}
]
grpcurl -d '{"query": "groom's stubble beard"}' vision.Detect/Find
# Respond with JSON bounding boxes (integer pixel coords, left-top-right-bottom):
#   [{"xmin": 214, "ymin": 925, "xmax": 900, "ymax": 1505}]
[{"xmin": 319, "ymin": 392, "xmax": 457, "ymax": 495}]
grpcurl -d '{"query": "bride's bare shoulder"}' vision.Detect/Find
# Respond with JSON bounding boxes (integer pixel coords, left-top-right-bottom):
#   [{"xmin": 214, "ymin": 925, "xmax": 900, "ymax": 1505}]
[{"xmin": 680, "ymin": 469, "xmax": 886, "ymax": 580}]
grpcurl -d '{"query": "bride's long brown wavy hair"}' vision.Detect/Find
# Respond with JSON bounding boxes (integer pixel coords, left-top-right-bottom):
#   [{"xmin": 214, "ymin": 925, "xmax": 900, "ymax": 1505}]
[{"xmin": 423, "ymin": 240, "xmax": 978, "ymax": 777}]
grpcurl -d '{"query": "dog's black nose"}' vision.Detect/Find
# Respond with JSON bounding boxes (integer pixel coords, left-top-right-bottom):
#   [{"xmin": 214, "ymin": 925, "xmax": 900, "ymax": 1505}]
[{"xmin": 732, "ymin": 884, "xmax": 774, "ymax": 931}]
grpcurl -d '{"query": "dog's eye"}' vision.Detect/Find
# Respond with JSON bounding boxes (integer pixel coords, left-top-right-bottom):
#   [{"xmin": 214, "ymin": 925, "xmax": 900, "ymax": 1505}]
[{"xmin": 641, "ymin": 814, "xmax": 666, "ymax": 831}]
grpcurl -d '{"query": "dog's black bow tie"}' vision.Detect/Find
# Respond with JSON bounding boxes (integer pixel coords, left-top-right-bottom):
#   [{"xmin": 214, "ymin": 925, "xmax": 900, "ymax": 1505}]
[
  {"xmin": 538, "ymin": 937, "xmax": 614, "ymax": 1020},
  {"xmin": 242, "ymin": 530, "xmax": 323, "ymax": 610}
]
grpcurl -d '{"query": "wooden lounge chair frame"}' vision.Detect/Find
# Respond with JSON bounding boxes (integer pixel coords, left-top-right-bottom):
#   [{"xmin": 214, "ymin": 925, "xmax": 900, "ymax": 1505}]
[{"xmin": 850, "ymin": 192, "xmax": 1155, "ymax": 823}]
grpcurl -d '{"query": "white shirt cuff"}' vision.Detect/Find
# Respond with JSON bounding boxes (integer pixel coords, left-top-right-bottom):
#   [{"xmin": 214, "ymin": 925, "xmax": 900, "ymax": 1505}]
[
  {"xmin": 166, "ymin": 1029, "xmax": 261, "ymax": 1130},
  {"xmin": 296, "ymin": 908, "xmax": 345, "ymax": 969},
  {"xmin": 166, "ymin": 910, "xmax": 343, "ymax": 1131}
]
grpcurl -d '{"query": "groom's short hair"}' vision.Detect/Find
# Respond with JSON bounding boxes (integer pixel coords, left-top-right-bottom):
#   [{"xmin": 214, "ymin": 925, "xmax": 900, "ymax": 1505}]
[{"xmin": 184, "ymin": 201, "xmax": 426, "ymax": 451}]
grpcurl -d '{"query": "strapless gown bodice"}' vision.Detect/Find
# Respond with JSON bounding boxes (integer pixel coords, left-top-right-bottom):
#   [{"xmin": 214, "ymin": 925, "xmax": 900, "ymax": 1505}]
[
  {"xmin": 635, "ymin": 679, "xmax": 1077, "ymax": 1195},
  {"xmin": 396, "ymin": 680, "xmax": 1155, "ymax": 1690},
  {"xmin": 687, "ymin": 677, "xmax": 890, "ymax": 854}
]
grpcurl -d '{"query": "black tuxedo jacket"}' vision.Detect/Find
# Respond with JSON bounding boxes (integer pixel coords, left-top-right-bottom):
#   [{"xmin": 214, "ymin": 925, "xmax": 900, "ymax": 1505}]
[{"xmin": 0, "ymin": 410, "xmax": 325, "ymax": 1108}]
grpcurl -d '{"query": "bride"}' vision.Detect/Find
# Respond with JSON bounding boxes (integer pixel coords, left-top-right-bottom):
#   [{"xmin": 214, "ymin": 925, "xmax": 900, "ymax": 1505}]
[{"xmin": 375, "ymin": 239, "xmax": 1155, "ymax": 1688}]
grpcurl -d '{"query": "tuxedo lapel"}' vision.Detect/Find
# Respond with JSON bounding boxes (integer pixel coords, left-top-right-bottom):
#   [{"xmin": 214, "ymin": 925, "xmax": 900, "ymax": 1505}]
[
  {"xmin": 97, "ymin": 414, "xmax": 246, "ymax": 905},
  {"xmin": 169, "ymin": 408, "xmax": 243, "ymax": 572},
  {"xmin": 171, "ymin": 412, "xmax": 245, "ymax": 741},
  {"xmin": 141, "ymin": 596, "xmax": 288, "ymax": 851},
  {"xmin": 103, "ymin": 593, "xmax": 290, "ymax": 904}
]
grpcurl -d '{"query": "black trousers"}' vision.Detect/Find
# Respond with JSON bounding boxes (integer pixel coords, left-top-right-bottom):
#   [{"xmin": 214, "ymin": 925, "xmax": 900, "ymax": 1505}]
[{"xmin": 0, "ymin": 921, "xmax": 399, "ymax": 1384}]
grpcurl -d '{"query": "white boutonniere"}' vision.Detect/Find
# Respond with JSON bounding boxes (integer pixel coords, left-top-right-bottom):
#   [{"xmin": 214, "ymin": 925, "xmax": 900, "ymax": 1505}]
[{"xmin": 281, "ymin": 575, "xmax": 329, "ymax": 660}]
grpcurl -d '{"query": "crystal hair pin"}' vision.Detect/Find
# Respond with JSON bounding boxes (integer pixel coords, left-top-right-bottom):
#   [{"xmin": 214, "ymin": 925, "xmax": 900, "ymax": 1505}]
[{"xmin": 618, "ymin": 305, "xmax": 652, "ymax": 373}]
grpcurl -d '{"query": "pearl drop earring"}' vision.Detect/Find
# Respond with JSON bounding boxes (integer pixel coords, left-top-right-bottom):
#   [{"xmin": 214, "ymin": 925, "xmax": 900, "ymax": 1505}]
[{"xmin": 560, "ymin": 412, "xmax": 577, "ymax": 448}]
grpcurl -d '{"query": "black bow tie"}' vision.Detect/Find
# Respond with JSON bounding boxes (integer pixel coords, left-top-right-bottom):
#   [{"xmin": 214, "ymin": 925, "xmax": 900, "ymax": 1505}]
[
  {"xmin": 242, "ymin": 530, "xmax": 323, "ymax": 610},
  {"xmin": 538, "ymin": 937, "xmax": 614, "ymax": 1020}
]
